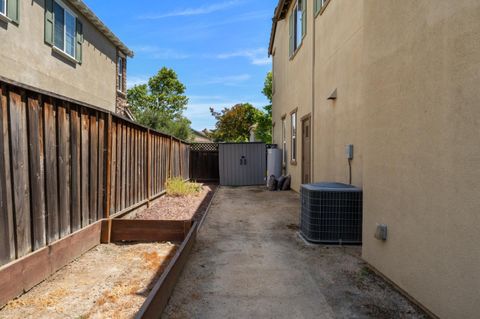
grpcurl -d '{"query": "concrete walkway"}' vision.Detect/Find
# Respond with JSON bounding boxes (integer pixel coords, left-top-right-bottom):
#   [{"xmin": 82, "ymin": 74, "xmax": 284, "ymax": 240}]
[{"xmin": 162, "ymin": 187, "xmax": 427, "ymax": 319}]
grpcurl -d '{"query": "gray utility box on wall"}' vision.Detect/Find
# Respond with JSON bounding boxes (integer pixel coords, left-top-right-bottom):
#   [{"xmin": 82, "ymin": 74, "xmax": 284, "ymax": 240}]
[{"xmin": 219, "ymin": 143, "xmax": 266, "ymax": 186}]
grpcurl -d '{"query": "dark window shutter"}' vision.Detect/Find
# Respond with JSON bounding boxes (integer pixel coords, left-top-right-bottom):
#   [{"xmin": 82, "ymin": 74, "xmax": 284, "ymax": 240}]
[
  {"xmin": 44, "ymin": 0, "xmax": 54, "ymax": 45},
  {"xmin": 314, "ymin": 0, "xmax": 321, "ymax": 14},
  {"xmin": 76, "ymin": 20, "xmax": 83, "ymax": 63},
  {"xmin": 289, "ymin": 11, "xmax": 294, "ymax": 57},
  {"xmin": 7, "ymin": 0, "xmax": 19, "ymax": 24}
]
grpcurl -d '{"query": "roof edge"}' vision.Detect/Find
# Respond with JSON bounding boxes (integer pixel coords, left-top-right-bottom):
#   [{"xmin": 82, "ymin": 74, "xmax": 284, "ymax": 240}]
[
  {"xmin": 68, "ymin": 0, "xmax": 134, "ymax": 58},
  {"xmin": 268, "ymin": 0, "xmax": 292, "ymax": 56}
]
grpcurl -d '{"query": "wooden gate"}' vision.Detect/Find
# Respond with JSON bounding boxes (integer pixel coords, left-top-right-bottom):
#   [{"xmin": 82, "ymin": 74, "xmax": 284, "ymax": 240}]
[{"xmin": 189, "ymin": 143, "xmax": 219, "ymax": 183}]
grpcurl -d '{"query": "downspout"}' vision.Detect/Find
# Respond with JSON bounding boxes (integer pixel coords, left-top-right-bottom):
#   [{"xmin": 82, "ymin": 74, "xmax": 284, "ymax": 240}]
[{"xmin": 311, "ymin": 7, "xmax": 316, "ymax": 182}]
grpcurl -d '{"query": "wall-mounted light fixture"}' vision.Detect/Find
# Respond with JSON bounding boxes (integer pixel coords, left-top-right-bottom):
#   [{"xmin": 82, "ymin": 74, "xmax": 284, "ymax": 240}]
[{"xmin": 327, "ymin": 88, "xmax": 337, "ymax": 100}]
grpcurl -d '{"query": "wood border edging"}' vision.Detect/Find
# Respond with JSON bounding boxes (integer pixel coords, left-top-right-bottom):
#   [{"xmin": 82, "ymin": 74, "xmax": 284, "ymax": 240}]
[
  {"xmin": 197, "ymin": 186, "xmax": 219, "ymax": 233},
  {"xmin": 135, "ymin": 221, "xmax": 198, "ymax": 319},
  {"xmin": 0, "ymin": 220, "xmax": 103, "ymax": 308}
]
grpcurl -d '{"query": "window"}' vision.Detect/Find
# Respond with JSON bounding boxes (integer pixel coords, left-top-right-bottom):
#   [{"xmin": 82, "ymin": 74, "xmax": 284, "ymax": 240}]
[
  {"xmin": 315, "ymin": 0, "xmax": 329, "ymax": 15},
  {"xmin": 291, "ymin": 111, "xmax": 297, "ymax": 162},
  {"xmin": 45, "ymin": 0, "xmax": 83, "ymax": 63},
  {"xmin": 0, "ymin": 0, "xmax": 19, "ymax": 23},
  {"xmin": 0, "ymin": 0, "xmax": 6, "ymax": 16},
  {"xmin": 272, "ymin": 52, "xmax": 276, "ymax": 95},
  {"xmin": 282, "ymin": 117, "xmax": 287, "ymax": 166},
  {"xmin": 289, "ymin": 0, "xmax": 306, "ymax": 57},
  {"xmin": 117, "ymin": 56, "xmax": 124, "ymax": 92},
  {"xmin": 54, "ymin": 1, "xmax": 76, "ymax": 58}
]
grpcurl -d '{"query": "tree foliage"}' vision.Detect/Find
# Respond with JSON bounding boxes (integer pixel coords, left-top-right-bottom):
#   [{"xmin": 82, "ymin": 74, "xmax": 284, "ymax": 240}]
[
  {"xmin": 254, "ymin": 71, "xmax": 273, "ymax": 143},
  {"xmin": 208, "ymin": 72, "xmax": 274, "ymax": 143},
  {"xmin": 127, "ymin": 67, "xmax": 191, "ymax": 140},
  {"xmin": 209, "ymin": 103, "xmax": 261, "ymax": 142}
]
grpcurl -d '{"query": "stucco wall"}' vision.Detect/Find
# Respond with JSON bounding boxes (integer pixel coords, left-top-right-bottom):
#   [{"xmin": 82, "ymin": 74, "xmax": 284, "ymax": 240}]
[
  {"xmin": 312, "ymin": 0, "xmax": 364, "ymax": 187},
  {"xmin": 0, "ymin": 0, "xmax": 117, "ymax": 111},
  {"xmin": 272, "ymin": 0, "xmax": 363, "ymax": 192},
  {"xmin": 362, "ymin": 1, "xmax": 480, "ymax": 318},
  {"xmin": 272, "ymin": 0, "xmax": 480, "ymax": 317},
  {"xmin": 271, "ymin": 0, "xmax": 313, "ymax": 192}
]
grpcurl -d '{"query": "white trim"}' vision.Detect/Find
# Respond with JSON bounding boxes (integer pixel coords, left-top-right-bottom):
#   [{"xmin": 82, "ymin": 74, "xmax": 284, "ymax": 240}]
[
  {"xmin": 291, "ymin": 111, "xmax": 297, "ymax": 162},
  {"xmin": 53, "ymin": 0, "xmax": 77, "ymax": 60},
  {"xmin": 0, "ymin": 12, "xmax": 10, "ymax": 23},
  {"xmin": 52, "ymin": 45, "xmax": 78, "ymax": 64},
  {"xmin": 0, "ymin": 0, "xmax": 6, "ymax": 16},
  {"xmin": 55, "ymin": 0, "xmax": 77, "ymax": 19}
]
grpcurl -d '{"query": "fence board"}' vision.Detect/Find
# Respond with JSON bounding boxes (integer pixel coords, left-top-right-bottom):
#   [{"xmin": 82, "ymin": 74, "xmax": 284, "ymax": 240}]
[
  {"xmin": 89, "ymin": 112, "xmax": 98, "ymax": 222},
  {"xmin": 115, "ymin": 122, "xmax": 122, "ymax": 212},
  {"xmin": 110, "ymin": 121, "xmax": 117, "ymax": 215},
  {"xmin": 70, "ymin": 106, "xmax": 81, "ymax": 232},
  {"xmin": 0, "ymin": 85, "xmax": 15, "ymax": 265},
  {"xmin": 44, "ymin": 98, "xmax": 59, "ymax": 243},
  {"xmin": 0, "ymin": 78, "xmax": 190, "ymax": 268},
  {"xmin": 97, "ymin": 114, "xmax": 105, "ymax": 219},
  {"xmin": 27, "ymin": 94, "xmax": 47, "ymax": 250},
  {"xmin": 80, "ymin": 107, "xmax": 90, "ymax": 227},
  {"xmin": 58, "ymin": 103, "xmax": 71, "ymax": 237},
  {"xmin": 9, "ymin": 90, "xmax": 32, "ymax": 257},
  {"xmin": 121, "ymin": 123, "xmax": 126, "ymax": 210}
]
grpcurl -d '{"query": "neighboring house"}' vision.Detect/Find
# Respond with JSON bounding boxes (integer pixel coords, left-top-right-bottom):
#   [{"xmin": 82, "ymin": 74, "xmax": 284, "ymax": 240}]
[
  {"xmin": 269, "ymin": 1, "xmax": 480, "ymax": 318},
  {"xmin": 0, "ymin": 0, "xmax": 133, "ymax": 116},
  {"xmin": 191, "ymin": 129, "xmax": 213, "ymax": 143}
]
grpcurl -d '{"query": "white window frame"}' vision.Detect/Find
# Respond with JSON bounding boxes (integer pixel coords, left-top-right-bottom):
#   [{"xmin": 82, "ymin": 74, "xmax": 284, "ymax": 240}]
[
  {"xmin": 0, "ymin": 0, "xmax": 6, "ymax": 16},
  {"xmin": 291, "ymin": 111, "xmax": 297, "ymax": 162},
  {"xmin": 53, "ymin": 0, "xmax": 77, "ymax": 60},
  {"xmin": 272, "ymin": 51, "xmax": 276, "ymax": 95},
  {"xmin": 293, "ymin": 1, "xmax": 303, "ymax": 51},
  {"xmin": 315, "ymin": 0, "xmax": 330, "ymax": 15},
  {"xmin": 117, "ymin": 56, "xmax": 124, "ymax": 93},
  {"xmin": 282, "ymin": 117, "xmax": 287, "ymax": 166}
]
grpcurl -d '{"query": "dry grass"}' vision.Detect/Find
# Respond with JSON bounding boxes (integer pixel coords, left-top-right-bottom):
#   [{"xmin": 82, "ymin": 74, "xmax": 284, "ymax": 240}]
[
  {"xmin": 165, "ymin": 178, "xmax": 202, "ymax": 197},
  {"xmin": 6, "ymin": 288, "xmax": 68, "ymax": 310}
]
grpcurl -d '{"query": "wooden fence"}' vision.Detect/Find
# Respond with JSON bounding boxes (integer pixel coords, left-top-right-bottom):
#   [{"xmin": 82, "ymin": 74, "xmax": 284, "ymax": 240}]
[{"xmin": 0, "ymin": 79, "xmax": 190, "ymax": 267}]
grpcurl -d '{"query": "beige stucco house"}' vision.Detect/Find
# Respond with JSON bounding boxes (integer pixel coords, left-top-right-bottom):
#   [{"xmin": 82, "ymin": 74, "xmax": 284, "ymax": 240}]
[
  {"xmin": 269, "ymin": 0, "xmax": 480, "ymax": 318},
  {"xmin": 0, "ymin": 0, "xmax": 133, "ymax": 115}
]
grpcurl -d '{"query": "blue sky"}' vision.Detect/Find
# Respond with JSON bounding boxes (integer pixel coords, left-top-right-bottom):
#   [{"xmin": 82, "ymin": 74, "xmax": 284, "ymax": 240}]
[{"xmin": 83, "ymin": 0, "xmax": 276, "ymax": 130}]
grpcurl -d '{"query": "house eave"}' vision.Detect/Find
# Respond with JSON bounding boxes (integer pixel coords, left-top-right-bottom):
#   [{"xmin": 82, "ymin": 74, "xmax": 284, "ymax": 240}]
[
  {"xmin": 67, "ymin": 0, "xmax": 134, "ymax": 58},
  {"xmin": 268, "ymin": 0, "xmax": 293, "ymax": 56}
]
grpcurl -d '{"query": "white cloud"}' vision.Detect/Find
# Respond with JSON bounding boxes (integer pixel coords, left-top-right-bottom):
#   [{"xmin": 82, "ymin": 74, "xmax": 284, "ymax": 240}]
[
  {"xmin": 138, "ymin": 1, "xmax": 243, "ymax": 20},
  {"xmin": 186, "ymin": 100, "xmax": 268, "ymax": 130},
  {"xmin": 215, "ymin": 48, "xmax": 271, "ymax": 66},
  {"xmin": 127, "ymin": 76, "xmax": 149, "ymax": 89},
  {"xmin": 134, "ymin": 46, "xmax": 190, "ymax": 60},
  {"xmin": 202, "ymin": 74, "xmax": 251, "ymax": 86}
]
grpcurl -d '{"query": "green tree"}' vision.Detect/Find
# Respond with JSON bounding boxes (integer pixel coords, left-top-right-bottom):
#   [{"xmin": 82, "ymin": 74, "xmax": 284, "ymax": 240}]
[
  {"xmin": 127, "ymin": 67, "xmax": 191, "ymax": 140},
  {"xmin": 209, "ymin": 103, "xmax": 262, "ymax": 142},
  {"xmin": 255, "ymin": 71, "xmax": 273, "ymax": 143}
]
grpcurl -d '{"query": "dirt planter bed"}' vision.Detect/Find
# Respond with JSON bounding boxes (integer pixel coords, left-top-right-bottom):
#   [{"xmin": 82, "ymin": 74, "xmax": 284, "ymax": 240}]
[
  {"xmin": 0, "ymin": 242, "xmax": 177, "ymax": 319},
  {"xmin": 0, "ymin": 219, "xmax": 198, "ymax": 319},
  {"xmin": 133, "ymin": 184, "xmax": 217, "ymax": 222}
]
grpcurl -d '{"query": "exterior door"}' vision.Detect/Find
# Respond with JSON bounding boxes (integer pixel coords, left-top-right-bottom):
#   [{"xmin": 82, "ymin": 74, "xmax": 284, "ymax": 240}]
[{"xmin": 302, "ymin": 116, "xmax": 311, "ymax": 184}]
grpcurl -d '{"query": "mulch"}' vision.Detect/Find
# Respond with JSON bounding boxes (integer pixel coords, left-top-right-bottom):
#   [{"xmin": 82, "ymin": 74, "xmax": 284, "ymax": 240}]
[{"xmin": 135, "ymin": 184, "xmax": 218, "ymax": 222}]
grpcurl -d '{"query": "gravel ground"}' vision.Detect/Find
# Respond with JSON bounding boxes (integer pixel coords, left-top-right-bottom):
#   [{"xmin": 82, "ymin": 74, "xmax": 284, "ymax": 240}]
[
  {"xmin": 135, "ymin": 184, "xmax": 217, "ymax": 221},
  {"xmin": 0, "ymin": 243, "xmax": 177, "ymax": 319}
]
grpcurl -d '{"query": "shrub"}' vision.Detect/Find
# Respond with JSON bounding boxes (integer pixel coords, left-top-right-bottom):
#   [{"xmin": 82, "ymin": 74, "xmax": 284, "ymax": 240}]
[{"xmin": 165, "ymin": 178, "xmax": 202, "ymax": 197}]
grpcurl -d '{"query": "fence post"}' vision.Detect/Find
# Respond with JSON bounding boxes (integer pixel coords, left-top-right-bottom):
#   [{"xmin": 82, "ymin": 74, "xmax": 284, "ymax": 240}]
[
  {"xmin": 146, "ymin": 129, "xmax": 151, "ymax": 207},
  {"xmin": 104, "ymin": 113, "xmax": 112, "ymax": 219},
  {"xmin": 179, "ymin": 143, "xmax": 183, "ymax": 179},
  {"xmin": 169, "ymin": 136, "xmax": 173, "ymax": 178}
]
